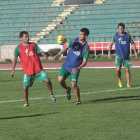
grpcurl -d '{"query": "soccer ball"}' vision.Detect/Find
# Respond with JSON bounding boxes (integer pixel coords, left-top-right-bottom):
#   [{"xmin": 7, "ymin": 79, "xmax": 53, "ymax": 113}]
[{"xmin": 57, "ymin": 35, "xmax": 66, "ymax": 45}]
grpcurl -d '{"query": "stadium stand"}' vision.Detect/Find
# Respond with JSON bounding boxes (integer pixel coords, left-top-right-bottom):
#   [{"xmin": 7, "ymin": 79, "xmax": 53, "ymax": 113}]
[
  {"xmin": 49, "ymin": 0, "xmax": 140, "ymax": 44},
  {"xmin": 0, "ymin": 0, "xmax": 140, "ymax": 58},
  {"xmin": 0, "ymin": 0, "xmax": 77, "ymax": 45}
]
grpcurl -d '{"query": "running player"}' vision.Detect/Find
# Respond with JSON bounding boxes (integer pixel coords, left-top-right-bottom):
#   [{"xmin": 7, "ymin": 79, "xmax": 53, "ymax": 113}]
[
  {"xmin": 11, "ymin": 31, "xmax": 56, "ymax": 106},
  {"xmin": 54, "ymin": 28, "xmax": 89, "ymax": 104},
  {"xmin": 108, "ymin": 23, "xmax": 137, "ymax": 88}
]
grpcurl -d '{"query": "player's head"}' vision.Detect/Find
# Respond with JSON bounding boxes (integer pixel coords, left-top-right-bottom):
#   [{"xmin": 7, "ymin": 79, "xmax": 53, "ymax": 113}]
[
  {"xmin": 79, "ymin": 28, "xmax": 89, "ymax": 41},
  {"xmin": 118, "ymin": 23, "xmax": 125, "ymax": 34},
  {"xmin": 19, "ymin": 31, "xmax": 29, "ymax": 44}
]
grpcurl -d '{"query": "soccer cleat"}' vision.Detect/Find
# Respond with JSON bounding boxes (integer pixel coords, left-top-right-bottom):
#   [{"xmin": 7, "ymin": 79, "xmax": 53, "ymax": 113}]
[
  {"xmin": 66, "ymin": 87, "xmax": 71, "ymax": 100},
  {"xmin": 76, "ymin": 101, "xmax": 81, "ymax": 105},
  {"xmin": 50, "ymin": 95, "xmax": 56, "ymax": 103},
  {"xmin": 127, "ymin": 84, "xmax": 131, "ymax": 88},
  {"xmin": 118, "ymin": 80, "xmax": 122, "ymax": 88},
  {"xmin": 24, "ymin": 104, "xmax": 29, "ymax": 107}
]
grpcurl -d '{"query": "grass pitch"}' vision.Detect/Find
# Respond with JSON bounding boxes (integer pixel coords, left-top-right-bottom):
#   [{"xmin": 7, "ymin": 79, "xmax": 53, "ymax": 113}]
[{"xmin": 0, "ymin": 68, "xmax": 140, "ymax": 140}]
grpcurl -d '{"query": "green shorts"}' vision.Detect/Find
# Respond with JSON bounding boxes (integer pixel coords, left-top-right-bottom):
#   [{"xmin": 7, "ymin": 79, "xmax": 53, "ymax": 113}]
[
  {"xmin": 59, "ymin": 65, "xmax": 80, "ymax": 83},
  {"xmin": 23, "ymin": 70, "xmax": 48, "ymax": 87},
  {"xmin": 115, "ymin": 55, "xmax": 132, "ymax": 67}
]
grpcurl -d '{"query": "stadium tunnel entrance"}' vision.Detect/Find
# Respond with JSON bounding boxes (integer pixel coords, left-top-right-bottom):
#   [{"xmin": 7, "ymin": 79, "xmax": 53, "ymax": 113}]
[{"xmin": 64, "ymin": 0, "xmax": 94, "ymax": 5}]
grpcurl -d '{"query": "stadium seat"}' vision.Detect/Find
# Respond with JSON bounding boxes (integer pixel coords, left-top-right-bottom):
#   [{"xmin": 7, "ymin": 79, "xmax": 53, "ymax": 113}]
[{"xmin": 0, "ymin": 0, "xmax": 140, "ymax": 45}]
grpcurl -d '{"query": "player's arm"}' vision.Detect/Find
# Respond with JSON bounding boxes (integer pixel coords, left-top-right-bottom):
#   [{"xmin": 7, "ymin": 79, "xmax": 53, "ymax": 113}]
[
  {"xmin": 11, "ymin": 46, "xmax": 19, "ymax": 78},
  {"xmin": 108, "ymin": 34, "xmax": 115, "ymax": 58},
  {"xmin": 41, "ymin": 51, "xmax": 48, "ymax": 59},
  {"xmin": 132, "ymin": 43, "xmax": 137, "ymax": 58},
  {"xmin": 72, "ymin": 47, "xmax": 89, "ymax": 73},
  {"xmin": 54, "ymin": 38, "xmax": 74, "ymax": 60},
  {"xmin": 78, "ymin": 58, "xmax": 88, "ymax": 69},
  {"xmin": 11, "ymin": 57, "xmax": 18, "ymax": 78},
  {"xmin": 129, "ymin": 34, "xmax": 137, "ymax": 58},
  {"xmin": 35, "ymin": 43, "xmax": 48, "ymax": 59},
  {"xmin": 54, "ymin": 46, "xmax": 69, "ymax": 59}
]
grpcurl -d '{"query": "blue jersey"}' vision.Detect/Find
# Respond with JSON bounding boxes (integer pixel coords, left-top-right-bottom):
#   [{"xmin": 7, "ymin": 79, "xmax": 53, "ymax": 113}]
[
  {"xmin": 63, "ymin": 37, "xmax": 88, "ymax": 72},
  {"xmin": 115, "ymin": 32, "xmax": 130, "ymax": 59}
]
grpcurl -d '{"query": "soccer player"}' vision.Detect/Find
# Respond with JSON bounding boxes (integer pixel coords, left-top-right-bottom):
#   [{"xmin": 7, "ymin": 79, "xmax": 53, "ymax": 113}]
[
  {"xmin": 108, "ymin": 23, "xmax": 137, "ymax": 88},
  {"xmin": 54, "ymin": 28, "xmax": 89, "ymax": 105},
  {"xmin": 11, "ymin": 31, "xmax": 56, "ymax": 106}
]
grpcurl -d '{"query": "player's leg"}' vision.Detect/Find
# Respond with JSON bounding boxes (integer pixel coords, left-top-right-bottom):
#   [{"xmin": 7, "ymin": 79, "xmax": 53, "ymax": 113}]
[
  {"xmin": 23, "ymin": 86, "xmax": 29, "ymax": 106},
  {"xmin": 123, "ymin": 59, "xmax": 132, "ymax": 87},
  {"xmin": 116, "ymin": 67, "xmax": 122, "ymax": 81},
  {"xmin": 71, "ymin": 82, "xmax": 81, "ymax": 104},
  {"xmin": 115, "ymin": 55, "xmax": 123, "ymax": 87},
  {"xmin": 58, "ymin": 65, "xmax": 69, "ymax": 90},
  {"xmin": 125, "ymin": 67, "xmax": 131, "ymax": 87},
  {"xmin": 58, "ymin": 65, "xmax": 71, "ymax": 100},
  {"xmin": 58, "ymin": 76, "xmax": 71, "ymax": 100},
  {"xmin": 44, "ymin": 78, "xmax": 56, "ymax": 102},
  {"xmin": 35, "ymin": 70, "xmax": 56, "ymax": 102},
  {"xmin": 58, "ymin": 76, "xmax": 69, "ymax": 90},
  {"xmin": 44, "ymin": 78, "xmax": 53, "ymax": 94},
  {"xmin": 23, "ymin": 74, "xmax": 34, "ymax": 106},
  {"xmin": 70, "ymin": 70, "xmax": 80, "ymax": 104}
]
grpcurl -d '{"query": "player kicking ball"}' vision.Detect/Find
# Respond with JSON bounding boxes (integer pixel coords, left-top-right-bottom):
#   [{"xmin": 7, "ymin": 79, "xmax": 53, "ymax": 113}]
[
  {"xmin": 54, "ymin": 28, "xmax": 89, "ymax": 105},
  {"xmin": 11, "ymin": 31, "xmax": 56, "ymax": 106},
  {"xmin": 108, "ymin": 23, "xmax": 137, "ymax": 88}
]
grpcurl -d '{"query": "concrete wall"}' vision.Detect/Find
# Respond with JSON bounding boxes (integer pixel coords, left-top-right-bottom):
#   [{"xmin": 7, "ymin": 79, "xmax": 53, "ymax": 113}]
[{"xmin": 0, "ymin": 45, "xmax": 16, "ymax": 60}]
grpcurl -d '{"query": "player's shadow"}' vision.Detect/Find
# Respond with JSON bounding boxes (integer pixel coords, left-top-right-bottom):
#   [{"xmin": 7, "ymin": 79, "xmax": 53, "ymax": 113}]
[
  {"xmin": 85, "ymin": 95, "xmax": 140, "ymax": 104},
  {"xmin": 130, "ymin": 84, "xmax": 140, "ymax": 87},
  {"xmin": 0, "ymin": 112, "xmax": 59, "ymax": 120},
  {"xmin": 0, "ymin": 80, "xmax": 20, "ymax": 82}
]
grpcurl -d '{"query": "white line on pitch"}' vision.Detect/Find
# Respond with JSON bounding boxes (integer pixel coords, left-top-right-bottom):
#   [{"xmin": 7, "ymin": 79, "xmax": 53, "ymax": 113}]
[
  {"xmin": 1, "ymin": 66, "xmax": 140, "ymax": 70},
  {"xmin": 0, "ymin": 86, "xmax": 140, "ymax": 104}
]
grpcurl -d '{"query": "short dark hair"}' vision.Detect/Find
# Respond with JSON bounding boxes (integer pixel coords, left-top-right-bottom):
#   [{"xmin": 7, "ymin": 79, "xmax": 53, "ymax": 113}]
[
  {"xmin": 118, "ymin": 23, "xmax": 125, "ymax": 29},
  {"xmin": 19, "ymin": 31, "xmax": 29, "ymax": 38},
  {"xmin": 80, "ymin": 28, "xmax": 89, "ymax": 36}
]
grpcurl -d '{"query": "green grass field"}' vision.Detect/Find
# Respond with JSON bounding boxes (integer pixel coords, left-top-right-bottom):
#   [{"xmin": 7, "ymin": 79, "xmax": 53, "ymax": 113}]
[{"xmin": 0, "ymin": 68, "xmax": 140, "ymax": 140}]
